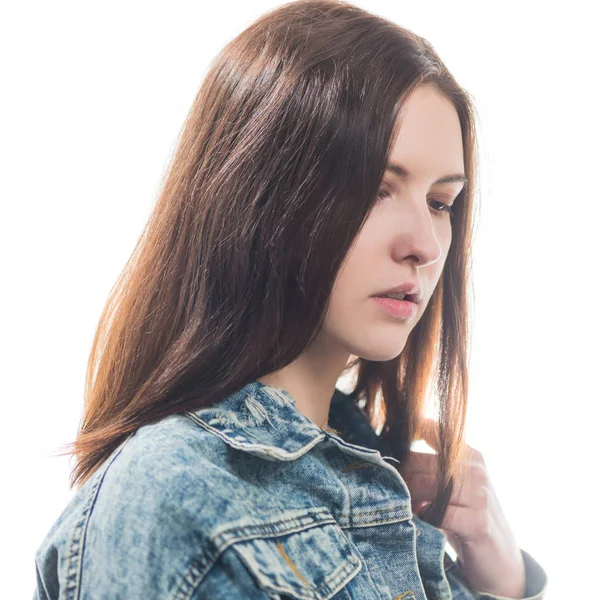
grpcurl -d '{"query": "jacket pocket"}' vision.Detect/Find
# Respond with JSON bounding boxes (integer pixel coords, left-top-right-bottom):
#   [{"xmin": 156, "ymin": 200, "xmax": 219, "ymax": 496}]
[{"xmin": 228, "ymin": 509, "xmax": 361, "ymax": 600}]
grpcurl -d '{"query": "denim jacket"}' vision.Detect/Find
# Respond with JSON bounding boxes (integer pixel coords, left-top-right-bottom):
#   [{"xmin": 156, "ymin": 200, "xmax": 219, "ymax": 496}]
[{"xmin": 34, "ymin": 380, "xmax": 548, "ymax": 599}]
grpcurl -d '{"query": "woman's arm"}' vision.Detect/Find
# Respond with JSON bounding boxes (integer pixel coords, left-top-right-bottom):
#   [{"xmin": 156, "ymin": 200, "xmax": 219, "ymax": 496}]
[{"xmin": 328, "ymin": 390, "xmax": 548, "ymax": 599}]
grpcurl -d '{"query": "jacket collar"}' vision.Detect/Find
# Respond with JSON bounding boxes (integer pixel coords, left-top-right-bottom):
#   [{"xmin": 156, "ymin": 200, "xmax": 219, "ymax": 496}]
[
  {"xmin": 184, "ymin": 380, "xmax": 381, "ymax": 462},
  {"xmin": 184, "ymin": 381, "xmax": 453, "ymax": 584}
]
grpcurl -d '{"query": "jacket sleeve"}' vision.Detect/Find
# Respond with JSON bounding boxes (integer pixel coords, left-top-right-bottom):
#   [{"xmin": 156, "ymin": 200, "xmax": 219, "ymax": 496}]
[
  {"xmin": 31, "ymin": 428, "xmax": 272, "ymax": 600},
  {"xmin": 445, "ymin": 548, "xmax": 548, "ymax": 600}
]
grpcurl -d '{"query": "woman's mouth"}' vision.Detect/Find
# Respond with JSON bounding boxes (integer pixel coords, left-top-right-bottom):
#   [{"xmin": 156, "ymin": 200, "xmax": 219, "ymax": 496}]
[{"xmin": 372, "ymin": 295, "xmax": 417, "ymax": 319}]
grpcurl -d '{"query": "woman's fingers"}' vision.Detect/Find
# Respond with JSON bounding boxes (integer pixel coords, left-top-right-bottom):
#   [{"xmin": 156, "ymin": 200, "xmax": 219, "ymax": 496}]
[
  {"xmin": 399, "ymin": 447, "xmax": 489, "ymax": 515},
  {"xmin": 415, "ymin": 418, "xmax": 441, "ymax": 452},
  {"xmin": 402, "ymin": 470, "xmax": 473, "ymax": 511}
]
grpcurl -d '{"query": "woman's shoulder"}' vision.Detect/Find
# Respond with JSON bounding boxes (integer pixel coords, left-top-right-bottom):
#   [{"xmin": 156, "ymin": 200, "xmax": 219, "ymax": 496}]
[
  {"xmin": 33, "ymin": 413, "xmax": 259, "ymax": 599},
  {"xmin": 101, "ymin": 411, "xmax": 238, "ymax": 488},
  {"xmin": 64, "ymin": 412, "xmax": 251, "ymax": 532}
]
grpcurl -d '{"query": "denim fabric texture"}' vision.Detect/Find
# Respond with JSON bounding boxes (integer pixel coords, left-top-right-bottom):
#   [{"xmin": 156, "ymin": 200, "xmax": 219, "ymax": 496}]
[{"xmin": 33, "ymin": 380, "xmax": 547, "ymax": 599}]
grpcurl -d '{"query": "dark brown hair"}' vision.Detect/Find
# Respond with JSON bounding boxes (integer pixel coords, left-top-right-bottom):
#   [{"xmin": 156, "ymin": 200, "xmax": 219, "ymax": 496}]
[{"xmin": 57, "ymin": 0, "xmax": 479, "ymax": 529}]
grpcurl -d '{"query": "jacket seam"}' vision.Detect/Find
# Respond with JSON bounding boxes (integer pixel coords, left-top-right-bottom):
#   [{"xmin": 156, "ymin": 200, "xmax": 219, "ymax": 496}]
[{"xmin": 64, "ymin": 433, "xmax": 136, "ymax": 600}]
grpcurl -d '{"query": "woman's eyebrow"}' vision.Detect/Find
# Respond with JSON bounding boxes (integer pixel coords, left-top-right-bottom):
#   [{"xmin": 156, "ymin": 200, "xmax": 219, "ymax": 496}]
[{"xmin": 385, "ymin": 162, "xmax": 468, "ymax": 185}]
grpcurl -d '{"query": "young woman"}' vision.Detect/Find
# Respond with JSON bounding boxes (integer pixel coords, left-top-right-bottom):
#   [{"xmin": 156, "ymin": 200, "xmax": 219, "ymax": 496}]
[{"xmin": 33, "ymin": 1, "xmax": 548, "ymax": 598}]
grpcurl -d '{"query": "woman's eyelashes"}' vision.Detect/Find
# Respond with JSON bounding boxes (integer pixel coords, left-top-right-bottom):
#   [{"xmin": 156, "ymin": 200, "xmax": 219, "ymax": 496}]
[
  {"xmin": 376, "ymin": 187, "xmax": 454, "ymax": 217},
  {"xmin": 429, "ymin": 198, "xmax": 454, "ymax": 217}
]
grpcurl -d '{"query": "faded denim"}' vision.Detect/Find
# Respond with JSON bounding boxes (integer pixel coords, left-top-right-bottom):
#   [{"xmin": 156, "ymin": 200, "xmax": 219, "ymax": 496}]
[{"xmin": 33, "ymin": 380, "xmax": 548, "ymax": 599}]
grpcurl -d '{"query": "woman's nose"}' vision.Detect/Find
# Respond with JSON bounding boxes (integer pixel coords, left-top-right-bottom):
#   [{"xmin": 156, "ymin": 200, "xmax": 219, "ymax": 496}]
[{"xmin": 391, "ymin": 202, "xmax": 443, "ymax": 268}]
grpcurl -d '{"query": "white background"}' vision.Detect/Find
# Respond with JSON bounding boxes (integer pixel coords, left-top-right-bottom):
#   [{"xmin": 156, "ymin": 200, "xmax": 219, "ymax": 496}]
[{"xmin": 1, "ymin": 1, "xmax": 597, "ymax": 598}]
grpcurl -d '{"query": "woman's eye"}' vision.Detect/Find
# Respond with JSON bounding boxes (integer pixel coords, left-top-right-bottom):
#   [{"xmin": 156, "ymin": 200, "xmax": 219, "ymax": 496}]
[
  {"xmin": 377, "ymin": 188, "xmax": 454, "ymax": 218},
  {"xmin": 429, "ymin": 199, "xmax": 454, "ymax": 217},
  {"xmin": 377, "ymin": 188, "xmax": 391, "ymax": 200}
]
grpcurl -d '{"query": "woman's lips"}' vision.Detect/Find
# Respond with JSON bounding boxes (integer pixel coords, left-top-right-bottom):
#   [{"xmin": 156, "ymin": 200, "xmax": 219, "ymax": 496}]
[{"xmin": 372, "ymin": 296, "xmax": 417, "ymax": 319}]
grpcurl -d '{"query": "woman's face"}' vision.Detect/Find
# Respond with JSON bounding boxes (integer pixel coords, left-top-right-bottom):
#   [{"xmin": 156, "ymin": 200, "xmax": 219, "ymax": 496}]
[{"xmin": 325, "ymin": 85, "xmax": 466, "ymax": 362}]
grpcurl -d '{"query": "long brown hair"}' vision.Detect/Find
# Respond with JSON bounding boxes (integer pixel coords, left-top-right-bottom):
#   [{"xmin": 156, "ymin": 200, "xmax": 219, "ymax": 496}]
[{"xmin": 57, "ymin": 0, "xmax": 479, "ymax": 529}]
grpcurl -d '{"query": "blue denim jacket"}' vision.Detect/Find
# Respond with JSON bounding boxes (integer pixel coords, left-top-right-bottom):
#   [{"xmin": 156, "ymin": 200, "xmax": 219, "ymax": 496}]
[{"xmin": 34, "ymin": 380, "xmax": 548, "ymax": 599}]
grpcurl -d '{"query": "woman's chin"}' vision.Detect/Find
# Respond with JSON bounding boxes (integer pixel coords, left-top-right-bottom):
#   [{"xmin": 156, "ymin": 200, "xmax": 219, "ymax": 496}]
[{"xmin": 352, "ymin": 341, "xmax": 407, "ymax": 362}]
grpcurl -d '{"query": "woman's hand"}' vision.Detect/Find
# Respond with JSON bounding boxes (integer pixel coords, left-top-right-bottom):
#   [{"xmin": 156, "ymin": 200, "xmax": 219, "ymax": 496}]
[{"xmin": 398, "ymin": 419, "xmax": 527, "ymax": 599}]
